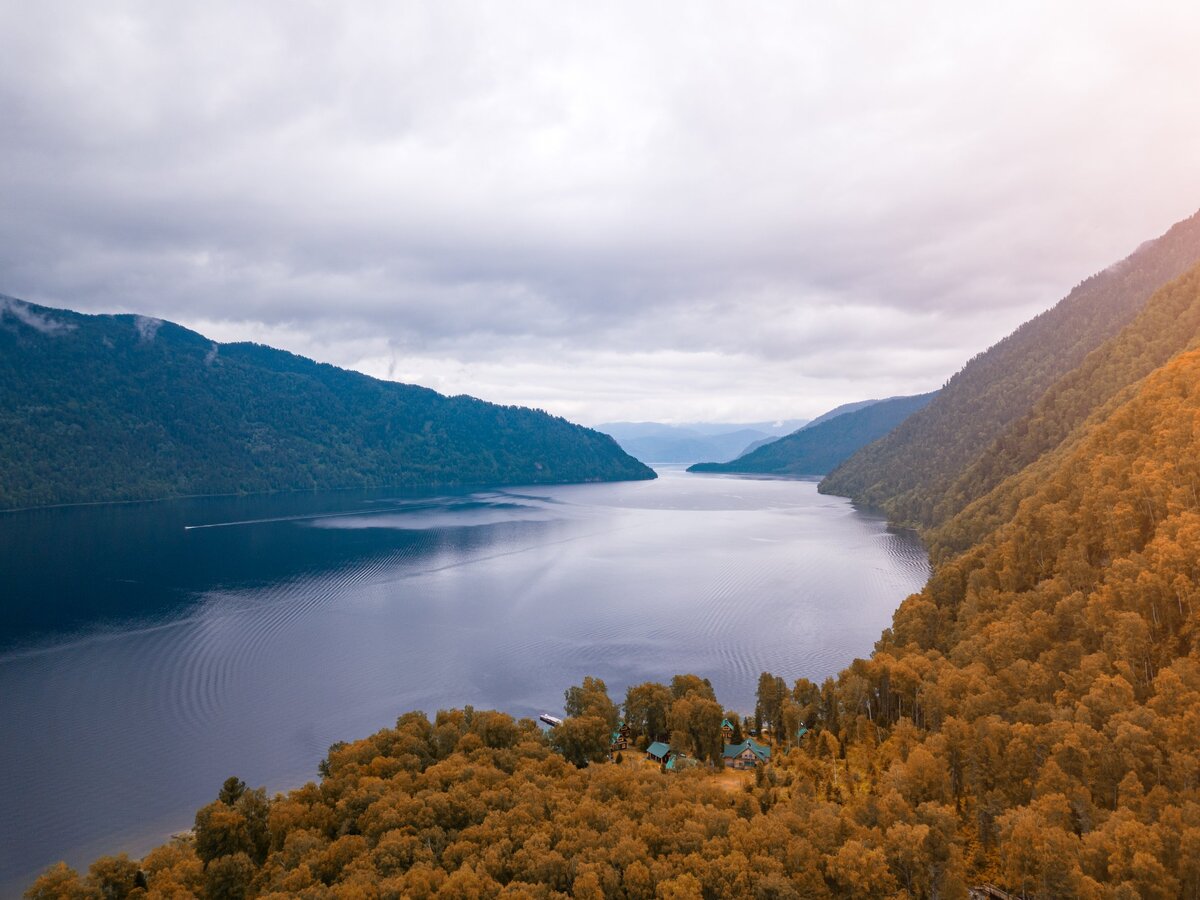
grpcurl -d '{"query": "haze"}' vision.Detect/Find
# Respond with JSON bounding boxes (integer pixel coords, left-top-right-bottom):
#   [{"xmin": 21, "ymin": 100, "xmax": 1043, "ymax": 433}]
[{"xmin": 3, "ymin": 1, "xmax": 1199, "ymax": 423}]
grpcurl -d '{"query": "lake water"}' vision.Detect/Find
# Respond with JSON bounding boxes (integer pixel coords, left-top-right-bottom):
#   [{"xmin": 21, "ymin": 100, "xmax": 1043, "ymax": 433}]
[{"xmin": 0, "ymin": 469, "xmax": 928, "ymax": 893}]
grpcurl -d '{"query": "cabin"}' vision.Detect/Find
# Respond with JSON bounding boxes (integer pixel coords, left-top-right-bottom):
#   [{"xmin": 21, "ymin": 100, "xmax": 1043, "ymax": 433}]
[
  {"xmin": 610, "ymin": 721, "xmax": 631, "ymax": 752},
  {"xmin": 722, "ymin": 738, "xmax": 771, "ymax": 770},
  {"xmin": 720, "ymin": 718, "xmax": 735, "ymax": 744},
  {"xmin": 645, "ymin": 741, "xmax": 672, "ymax": 764}
]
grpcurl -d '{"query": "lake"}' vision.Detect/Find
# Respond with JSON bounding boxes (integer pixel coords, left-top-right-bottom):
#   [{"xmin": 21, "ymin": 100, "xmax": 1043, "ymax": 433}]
[{"xmin": 0, "ymin": 469, "xmax": 928, "ymax": 893}]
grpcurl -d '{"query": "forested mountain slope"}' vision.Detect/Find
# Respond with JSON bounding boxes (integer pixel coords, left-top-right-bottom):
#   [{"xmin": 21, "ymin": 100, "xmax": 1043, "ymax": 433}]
[
  {"xmin": 803, "ymin": 398, "xmax": 883, "ymax": 430},
  {"xmin": 687, "ymin": 392, "xmax": 937, "ymax": 476},
  {"xmin": 0, "ymin": 297, "xmax": 653, "ymax": 510},
  {"xmin": 930, "ymin": 263, "xmax": 1200, "ymax": 561},
  {"xmin": 736, "ymin": 400, "xmax": 882, "ymax": 457},
  {"xmin": 821, "ymin": 208, "xmax": 1200, "ymax": 529}
]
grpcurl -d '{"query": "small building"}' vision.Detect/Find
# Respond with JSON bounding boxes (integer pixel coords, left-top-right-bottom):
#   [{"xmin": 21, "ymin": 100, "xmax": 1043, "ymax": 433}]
[
  {"xmin": 723, "ymin": 738, "xmax": 771, "ymax": 770},
  {"xmin": 720, "ymin": 718, "xmax": 735, "ymax": 744},
  {"xmin": 646, "ymin": 741, "xmax": 672, "ymax": 764},
  {"xmin": 610, "ymin": 721, "xmax": 631, "ymax": 751}
]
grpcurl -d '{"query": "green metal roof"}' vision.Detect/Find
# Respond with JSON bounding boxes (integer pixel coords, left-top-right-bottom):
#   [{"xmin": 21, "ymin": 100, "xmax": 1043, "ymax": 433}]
[
  {"xmin": 722, "ymin": 739, "xmax": 771, "ymax": 761},
  {"xmin": 646, "ymin": 741, "xmax": 671, "ymax": 759}
]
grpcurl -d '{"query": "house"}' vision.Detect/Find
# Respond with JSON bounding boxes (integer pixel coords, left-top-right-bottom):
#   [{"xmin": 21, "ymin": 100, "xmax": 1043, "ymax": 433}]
[
  {"xmin": 720, "ymin": 718, "xmax": 735, "ymax": 744},
  {"xmin": 722, "ymin": 738, "xmax": 771, "ymax": 770},
  {"xmin": 610, "ymin": 721, "xmax": 631, "ymax": 751},
  {"xmin": 646, "ymin": 741, "xmax": 672, "ymax": 764}
]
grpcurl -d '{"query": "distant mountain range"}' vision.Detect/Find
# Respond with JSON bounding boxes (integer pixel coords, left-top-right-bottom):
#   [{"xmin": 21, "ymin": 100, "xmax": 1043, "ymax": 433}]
[
  {"xmin": 596, "ymin": 419, "xmax": 808, "ymax": 465},
  {"xmin": 0, "ymin": 297, "xmax": 654, "ymax": 510},
  {"xmin": 688, "ymin": 393, "xmax": 937, "ymax": 476}
]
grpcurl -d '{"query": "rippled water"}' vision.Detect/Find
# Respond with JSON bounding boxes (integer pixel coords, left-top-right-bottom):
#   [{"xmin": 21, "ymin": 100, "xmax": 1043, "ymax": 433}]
[{"xmin": 0, "ymin": 469, "xmax": 928, "ymax": 893}]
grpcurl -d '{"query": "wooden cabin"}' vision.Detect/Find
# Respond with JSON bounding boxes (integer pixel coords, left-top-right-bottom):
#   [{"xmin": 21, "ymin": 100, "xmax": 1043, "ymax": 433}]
[
  {"xmin": 645, "ymin": 741, "xmax": 671, "ymax": 764},
  {"xmin": 722, "ymin": 738, "xmax": 771, "ymax": 770}
]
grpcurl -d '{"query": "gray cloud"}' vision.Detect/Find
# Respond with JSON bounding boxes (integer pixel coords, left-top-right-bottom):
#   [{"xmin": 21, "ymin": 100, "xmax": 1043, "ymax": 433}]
[
  {"xmin": 0, "ymin": 296, "xmax": 76, "ymax": 335},
  {"xmin": 2, "ymin": 1, "xmax": 1199, "ymax": 421}
]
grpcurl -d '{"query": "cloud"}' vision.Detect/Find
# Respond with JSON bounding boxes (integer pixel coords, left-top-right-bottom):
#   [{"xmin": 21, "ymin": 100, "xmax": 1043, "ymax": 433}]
[
  {"xmin": 134, "ymin": 315, "xmax": 162, "ymax": 342},
  {"xmin": 2, "ymin": 2, "xmax": 1199, "ymax": 420},
  {"xmin": 0, "ymin": 296, "xmax": 76, "ymax": 335}
]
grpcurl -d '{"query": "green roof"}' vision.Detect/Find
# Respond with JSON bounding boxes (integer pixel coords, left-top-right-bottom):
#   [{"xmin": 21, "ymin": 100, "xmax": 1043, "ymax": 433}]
[
  {"xmin": 723, "ymin": 739, "xmax": 771, "ymax": 762},
  {"xmin": 646, "ymin": 741, "xmax": 671, "ymax": 759}
]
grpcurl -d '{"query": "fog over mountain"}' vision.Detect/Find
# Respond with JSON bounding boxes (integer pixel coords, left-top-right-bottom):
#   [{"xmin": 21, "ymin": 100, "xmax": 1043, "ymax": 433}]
[{"xmin": 2, "ymin": 3, "xmax": 1200, "ymax": 422}]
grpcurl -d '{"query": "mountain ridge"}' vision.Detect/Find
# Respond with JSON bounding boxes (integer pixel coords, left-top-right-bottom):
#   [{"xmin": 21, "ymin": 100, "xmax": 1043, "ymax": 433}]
[{"xmin": 0, "ymin": 297, "xmax": 655, "ymax": 511}]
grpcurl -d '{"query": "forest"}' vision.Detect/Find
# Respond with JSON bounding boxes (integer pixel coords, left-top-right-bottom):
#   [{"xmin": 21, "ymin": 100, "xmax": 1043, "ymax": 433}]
[
  {"xmin": 821, "ymin": 208, "xmax": 1200, "ymax": 530},
  {"xmin": 0, "ymin": 297, "xmax": 654, "ymax": 511},
  {"xmin": 23, "ymin": 232, "xmax": 1200, "ymax": 897}
]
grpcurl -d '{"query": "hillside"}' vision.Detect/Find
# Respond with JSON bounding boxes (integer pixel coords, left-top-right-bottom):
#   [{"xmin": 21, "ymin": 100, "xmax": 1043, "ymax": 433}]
[
  {"xmin": 687, "ymin": 392, "xmax": 937, "ymax": 476},
  {"xmin": 803, "ymin": 397, "xmax": 883, "ymax": 430},
  {"xmin": 930, "ymin": 262, "xmax": 1200, "ymax": 561},
  {"xmin": 0, "ymin": 297, "xmax": 654, "ymax": 510},
  {"xmin": 737, "ymin": 400, "xmax": 884, "ymax": 456},
  {"xmin": 821, "ymin": 208, "xmax": 1200, "ymax": 529}
]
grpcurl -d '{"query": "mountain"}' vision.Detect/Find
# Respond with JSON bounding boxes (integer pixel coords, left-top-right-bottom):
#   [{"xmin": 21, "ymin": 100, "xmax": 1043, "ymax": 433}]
[
  {"xmin": 735, "ymin": 399, "xmax": 885, "ymax": 456},
  {"xmin": 930, "ymin": 261, "xmax": 1200, "ymax": 561},
  {"xmin": 821, "ymin": 208, "xmax": 1200, "ymax": 529},
  {"xmin": 687, "ymin": 392, "xmax": 937, "ymax": 476},
  {"xmin": 736, "ymin": 434, "xmax": 780, "ymax": 456},
  {"xmin": 597, "ymin": 419, "xmax": 807, "ymax": 465},
  {"xmin": 802, "ymin": 397, "xmax": 883, "ymax": 430},
  {"xmin": 0, "ymin": 297, "xmax": 654, "ymax": 510}
]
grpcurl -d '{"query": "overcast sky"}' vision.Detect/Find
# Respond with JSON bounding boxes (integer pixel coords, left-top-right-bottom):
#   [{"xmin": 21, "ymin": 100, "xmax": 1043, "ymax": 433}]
[{"xmin": 3, "ymin": 2, "xmax": 1200, "ymax": 424}]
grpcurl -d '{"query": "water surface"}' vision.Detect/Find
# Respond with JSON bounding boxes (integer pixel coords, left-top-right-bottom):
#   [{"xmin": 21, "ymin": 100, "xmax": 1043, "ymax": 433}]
[{"xmin": 0, "ymin": 469, "xmax": 928, "ymax": 893}]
